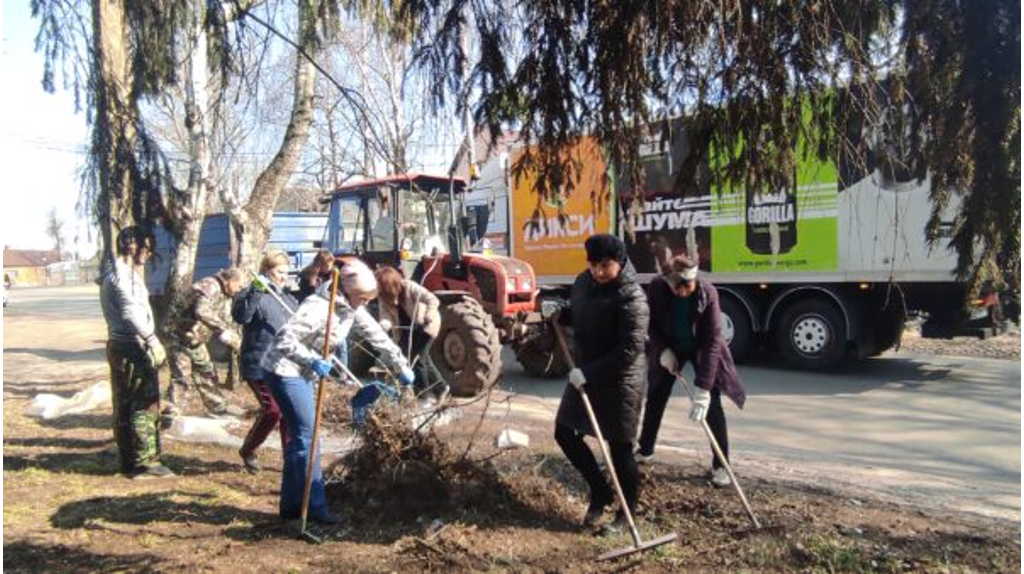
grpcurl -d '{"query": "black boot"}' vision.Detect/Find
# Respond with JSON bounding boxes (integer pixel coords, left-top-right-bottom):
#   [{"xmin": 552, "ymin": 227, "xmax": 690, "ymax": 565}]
[{"xmin": 583, "ymin": 487, "xmax": 613, "ymax": 527}]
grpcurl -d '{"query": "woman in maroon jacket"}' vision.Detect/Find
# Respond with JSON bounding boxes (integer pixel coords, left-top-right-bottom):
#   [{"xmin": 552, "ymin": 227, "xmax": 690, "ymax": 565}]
[{"xmin": 637, "ymin": 254, "xmax": 746, "ymax": 487}]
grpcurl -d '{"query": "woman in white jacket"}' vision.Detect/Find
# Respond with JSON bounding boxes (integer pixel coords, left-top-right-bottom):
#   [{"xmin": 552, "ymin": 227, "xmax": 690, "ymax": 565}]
[{"xmin": 261, "ymin": 259, "xmax": 414, "ymax": 525}]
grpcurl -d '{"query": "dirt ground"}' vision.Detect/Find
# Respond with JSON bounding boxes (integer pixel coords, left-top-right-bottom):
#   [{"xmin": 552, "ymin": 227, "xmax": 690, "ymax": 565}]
[{"xmin": 3, "ymin": 292, "xmax": 1020, "ymax": 572}]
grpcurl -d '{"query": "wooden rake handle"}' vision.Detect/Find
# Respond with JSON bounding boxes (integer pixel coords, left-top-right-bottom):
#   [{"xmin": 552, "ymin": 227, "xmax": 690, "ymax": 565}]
[
  {"xmin": 301, "ymin": 268, "xmax": 341, "ymax": 532},
  {"xmin": 552, "ymin": 322, "xmax": 644, "ymax": 547},
  {"xmin": 674, "ymin": 371, "xmax": 761, "ymax": 529}
]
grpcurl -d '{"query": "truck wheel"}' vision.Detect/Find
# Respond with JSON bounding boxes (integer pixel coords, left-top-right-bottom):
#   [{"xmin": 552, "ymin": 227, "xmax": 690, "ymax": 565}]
[
  {"xmin": 431, "ymin": 298, "xmax": 502, "ymax": 397},
  {"xmin": 720, "ymin": 296, "xmax": 753, "ymax": 363},
  {"xmin": 775, "ymin": 299, "xmax": 847, "ymax": 370},
  {"xmin": 515, "ymin": 325, "xmax": 572, "ymax": 378}
]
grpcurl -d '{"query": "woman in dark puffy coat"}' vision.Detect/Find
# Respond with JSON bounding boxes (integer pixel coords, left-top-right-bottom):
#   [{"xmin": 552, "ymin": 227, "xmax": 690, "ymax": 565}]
[
  {"xmin": 555, "ymin": 234, "xmax": 649, "ymax": 530},
  {"xmin": 231, "ymin": 250, "xmax": 298, "ymax": 472}
]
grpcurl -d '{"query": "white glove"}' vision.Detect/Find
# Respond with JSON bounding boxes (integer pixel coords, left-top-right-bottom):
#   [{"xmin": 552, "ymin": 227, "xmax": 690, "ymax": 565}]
[
  {"xmin": 689, "ymin": 387, "xmax": 711, "ymax": 422},
  {"xmin": 659, "ymin": 348, "xmax": 679, "ymax": 374},
  {"xmin": 145, "ymin": 338, "xmax": 167, "ymax": 368},
  {"xmin": 568, "ymin": 368, "xmax": 586, "ymax": 390},
  {"xmin": 219, "ymin": 329, "xmax": 242, "ymax": 351},
  {"xmin": 379, "ymin": 318, "xmax": 393, "ymax": 332}
]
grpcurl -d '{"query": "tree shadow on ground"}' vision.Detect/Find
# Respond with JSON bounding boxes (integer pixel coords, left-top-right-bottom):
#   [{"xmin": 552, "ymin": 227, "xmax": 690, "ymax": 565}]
[
  {"xmin": 50, "ymin": 491, "xmax": 275, "ymax": 534},
  {"xmin": 4, "ymin": 450, "xmax": 242, "ymax": 479},
  {"xmin": 4, "ymin": 450, "xmax": 120, "ymax": 477},
  {"xmin": 3, "ymin": 540, "xmax": 165, "ymax": 573},
  {"xmin": 2, "ymin": 378, "xmax": 109, "ymax": 399},
  {"xmin": 36, "ymin": 414, "xmax": 111, "ymax": 432},
  {"xmin": 4, "ymin": 436, "xmax": 111, "ymax": 450},
  {"xmin": 4, "ymin": 347, "xmax": 106, "ymax": 363},
  {"xmin": 160, "ymin": 454, "xmax": 245, "ymax": 477}
]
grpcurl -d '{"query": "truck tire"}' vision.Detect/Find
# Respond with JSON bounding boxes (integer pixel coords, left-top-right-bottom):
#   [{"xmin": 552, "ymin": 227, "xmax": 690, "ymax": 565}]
[
  {"xmin": 774, "ymin": 299, "xmax": 847, "ymax": 370},
  {"xmin": 514, "ymin": 325, "xmax": 572, "ymax": 378},
  {"xmin": 431, "ymin": 298, "xmax": 502, "ymax": 397},
  {"xmin": 719, "ymin": 296, "xmax": 753, "ymax": 363}
]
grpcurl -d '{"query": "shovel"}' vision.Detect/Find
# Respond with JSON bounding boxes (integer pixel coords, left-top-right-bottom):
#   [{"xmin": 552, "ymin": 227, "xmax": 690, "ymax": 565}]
[{"xmin": 552, "ymin": 322, "xmax": 678, "ymax": 561}]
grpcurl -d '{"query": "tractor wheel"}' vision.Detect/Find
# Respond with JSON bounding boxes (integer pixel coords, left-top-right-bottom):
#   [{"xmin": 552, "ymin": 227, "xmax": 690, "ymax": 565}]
[
  {"xmin": 514, "ymin": 325, "xmax": 573, "ymax": 379},
  {"xmin": 431, "ymin": 298, "xmax": 502, "ymax": 397}
]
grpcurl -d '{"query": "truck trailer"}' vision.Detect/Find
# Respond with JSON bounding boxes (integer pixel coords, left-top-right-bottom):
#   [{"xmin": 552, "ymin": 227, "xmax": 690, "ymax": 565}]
[{"xmin": 467, "ymin": 120, "xmax": 1005, "ymax": 372}]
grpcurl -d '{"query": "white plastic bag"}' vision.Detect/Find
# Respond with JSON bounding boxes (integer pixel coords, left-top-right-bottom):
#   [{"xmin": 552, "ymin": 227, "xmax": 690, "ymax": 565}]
[
  {"xmin": 495, "ymin": 428, "xmax": 530, "ymax": 450},
  {"xmin": 166, "ymin": 416, "xmax": 244, "ymax": 447},
  {"xmin": 24, "ymin": 381, "xmax": 112, "ymax": 420}
]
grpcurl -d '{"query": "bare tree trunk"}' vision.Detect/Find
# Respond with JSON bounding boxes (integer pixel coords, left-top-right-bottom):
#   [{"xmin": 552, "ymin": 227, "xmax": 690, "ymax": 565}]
[
  {"xmin": 163, "ymin": 1, "xmax": 213, "ymax": 318},
  {"xmin": 92, "ymin": 0, "xmax": 135, "ymax": 262},
  {"xmin": 229, "ymin": 26, "xmax": 320, "ymax": 273}
]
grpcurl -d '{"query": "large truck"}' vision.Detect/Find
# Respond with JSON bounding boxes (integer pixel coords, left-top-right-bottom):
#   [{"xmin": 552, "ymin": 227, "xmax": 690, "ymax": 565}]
[
  {"xmin": 146, "ymin": 212, "xmax": 328, "ymax": 334},
  {"xmin": 466, "ymin": 119, "xmax": 1006, "ymax": 372}
]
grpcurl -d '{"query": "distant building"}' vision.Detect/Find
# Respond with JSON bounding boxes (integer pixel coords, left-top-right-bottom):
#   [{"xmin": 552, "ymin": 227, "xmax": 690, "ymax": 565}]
[{"xmin": 3, "ymin": 248, "xmax": 63, "ymax": 286}]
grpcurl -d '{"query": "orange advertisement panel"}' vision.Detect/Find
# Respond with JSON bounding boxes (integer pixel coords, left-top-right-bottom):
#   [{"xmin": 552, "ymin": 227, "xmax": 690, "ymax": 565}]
[{"xmin": 511, "ymin": 138, "xmax": 613, "ymax": 278}]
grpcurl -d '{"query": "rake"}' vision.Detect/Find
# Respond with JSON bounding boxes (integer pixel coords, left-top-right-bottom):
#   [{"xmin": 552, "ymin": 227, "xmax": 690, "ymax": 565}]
[{"xmin": 552, "ymin": 322, "xmax": 678, "ymax": 561}]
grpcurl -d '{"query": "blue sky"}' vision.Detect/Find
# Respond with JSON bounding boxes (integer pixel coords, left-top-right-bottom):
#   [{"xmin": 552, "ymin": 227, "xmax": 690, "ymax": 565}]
[
  {"xmin": 1, "ymin": 3, "xmax": 467, "ymax": 259},
  {"xmin": 3, "ymin": 1, "xmax": 95, "ymax": 257}
]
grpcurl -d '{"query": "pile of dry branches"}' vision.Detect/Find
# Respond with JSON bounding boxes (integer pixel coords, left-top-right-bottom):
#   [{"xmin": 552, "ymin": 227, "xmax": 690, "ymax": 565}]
[{"xmin": 324, "ymin": 401, "xmax": 499, "ymax": 518}]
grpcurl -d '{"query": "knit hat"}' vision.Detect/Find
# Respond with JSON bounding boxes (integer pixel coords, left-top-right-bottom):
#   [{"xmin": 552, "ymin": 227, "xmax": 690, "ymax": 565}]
[
  {"xmin": 338, "ymin": 259, "xmax": 378, "ymax": 301},
  {"xmin": 584, "ymin": 233, "xmax": 627, "ymax": 264}
]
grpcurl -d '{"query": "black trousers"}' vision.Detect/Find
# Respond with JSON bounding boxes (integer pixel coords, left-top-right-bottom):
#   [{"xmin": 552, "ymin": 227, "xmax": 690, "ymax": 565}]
[
  {"xmin": 555, "ymin": 423, "xmax": 638, "ymax": 512},
  {"xmin": 401, "ymin": 326, "xmax": 446, "ymax": 397},
  {"xmin": 638, "ymin": 358, "xmax": 729, "ymax": 469}
]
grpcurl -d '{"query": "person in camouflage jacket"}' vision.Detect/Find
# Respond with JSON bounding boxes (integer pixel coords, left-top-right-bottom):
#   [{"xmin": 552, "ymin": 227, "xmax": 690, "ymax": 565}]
[{"xmin": 162, "ymin": 268, "xmax": 245, "ymax": 421}]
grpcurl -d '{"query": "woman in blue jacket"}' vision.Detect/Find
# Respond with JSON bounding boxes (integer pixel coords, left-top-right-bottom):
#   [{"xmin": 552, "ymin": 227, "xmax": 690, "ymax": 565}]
[{"xmin": 232, "ymin": 250, "xmax": 298, "ymax": 472}]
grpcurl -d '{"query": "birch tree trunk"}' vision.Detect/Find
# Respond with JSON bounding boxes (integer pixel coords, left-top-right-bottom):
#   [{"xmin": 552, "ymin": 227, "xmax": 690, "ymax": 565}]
[
  {"xmin": 162, "ymin": 0, "xmax": 213, "ymax": 321},
  {"xmin": 228, "ymin": 24, "xmax": 320, "ymax": 273}
]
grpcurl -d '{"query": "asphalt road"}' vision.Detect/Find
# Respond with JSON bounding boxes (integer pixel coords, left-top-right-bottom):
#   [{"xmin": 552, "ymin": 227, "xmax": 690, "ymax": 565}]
[
  {"xmin": 497, "ymin": 345, "xmax": 1021, "ymax": 521},
  {"xmin": 5, "ymin": 284, "xmax": 1020, "ymax": 521}
]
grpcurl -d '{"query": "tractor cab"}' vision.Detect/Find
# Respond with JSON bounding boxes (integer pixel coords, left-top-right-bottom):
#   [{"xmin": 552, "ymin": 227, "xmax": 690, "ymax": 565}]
[
  {"xmin": 324, "ymin": 173, "xmax": 540, "ymax": 397},
  {"xmin": 324, "ymin": 174, "xmax": 488, "ymax": 278}
]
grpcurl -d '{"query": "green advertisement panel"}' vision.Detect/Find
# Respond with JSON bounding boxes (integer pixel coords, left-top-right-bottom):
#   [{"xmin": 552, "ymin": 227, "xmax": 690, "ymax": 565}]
[{"xmin": 710, "ymin": 157, "xmax": 839, "ymax": 273}]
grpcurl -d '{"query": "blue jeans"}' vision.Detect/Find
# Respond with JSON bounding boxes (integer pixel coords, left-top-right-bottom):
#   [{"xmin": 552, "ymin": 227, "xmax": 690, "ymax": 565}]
[{"xmin": 267, "ymin": 373, "xmax": 329, "ymax": 519}]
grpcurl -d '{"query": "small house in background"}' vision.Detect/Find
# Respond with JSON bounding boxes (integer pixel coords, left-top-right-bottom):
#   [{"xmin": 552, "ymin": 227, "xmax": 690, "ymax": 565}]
[{"xmin": 3, "ymin": 248, "xmax": 62, "ymax": 287}]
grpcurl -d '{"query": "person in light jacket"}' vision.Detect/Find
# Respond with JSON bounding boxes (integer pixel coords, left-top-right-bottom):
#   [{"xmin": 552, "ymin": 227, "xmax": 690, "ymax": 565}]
[
  {"xmin": 374, "ymin": 266, "xmax": 449, "ymax": 402},
  {"xmin": 261, "ymin": 258, "xmax": 414, "ymax": 525},
  {"xmin": 99, "ymin": 226, "xmax": 173, "ymax": 479},
  {"xmin": 637, "ymin": 254, "xmax": 747, "ymax": 488},
  {"xmin": 555, "ymin": 234, "xmax": 649, "ymax": 531}
]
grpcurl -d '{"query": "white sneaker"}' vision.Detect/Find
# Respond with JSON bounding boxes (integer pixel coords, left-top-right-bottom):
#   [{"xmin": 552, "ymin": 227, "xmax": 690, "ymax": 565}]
[
  {"xmin": 635, "ymin": 451, "xmax": 655, "ymax": 465},
  {"xmin": 710, "ymin": 467, "xmax": 732, "ymax": 488}
]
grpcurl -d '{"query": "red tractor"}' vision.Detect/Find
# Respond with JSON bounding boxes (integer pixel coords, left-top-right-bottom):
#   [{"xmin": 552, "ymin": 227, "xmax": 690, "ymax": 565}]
[{"xmin": 324, "ymin": 174, "xmax": 542, "ymax": 396}]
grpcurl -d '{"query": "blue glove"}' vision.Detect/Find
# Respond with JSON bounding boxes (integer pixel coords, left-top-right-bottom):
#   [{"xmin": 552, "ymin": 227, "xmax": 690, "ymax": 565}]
[
  {"xmin": 397, "ymin": 366, "xmax": 416, "ymax": 387},
  {"xmin": 310, "ymin": 358, "xmax": 333, "ymax": 377}
]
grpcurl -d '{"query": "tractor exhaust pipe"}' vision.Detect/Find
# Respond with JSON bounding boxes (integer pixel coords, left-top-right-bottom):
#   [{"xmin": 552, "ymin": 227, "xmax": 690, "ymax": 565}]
[{"xmin": 447, "ymin": 175, "xmax": 464, "ymax": 269}]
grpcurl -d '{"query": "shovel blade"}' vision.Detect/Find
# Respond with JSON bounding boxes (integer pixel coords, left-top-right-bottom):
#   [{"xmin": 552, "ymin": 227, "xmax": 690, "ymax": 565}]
[
  {"xmin": 597, "ymin": 532, "xmax": 678, "ymax": 561},
  {"xmin": 351, "ymin": 381, "xmax": 399, "ymax": 426}
]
